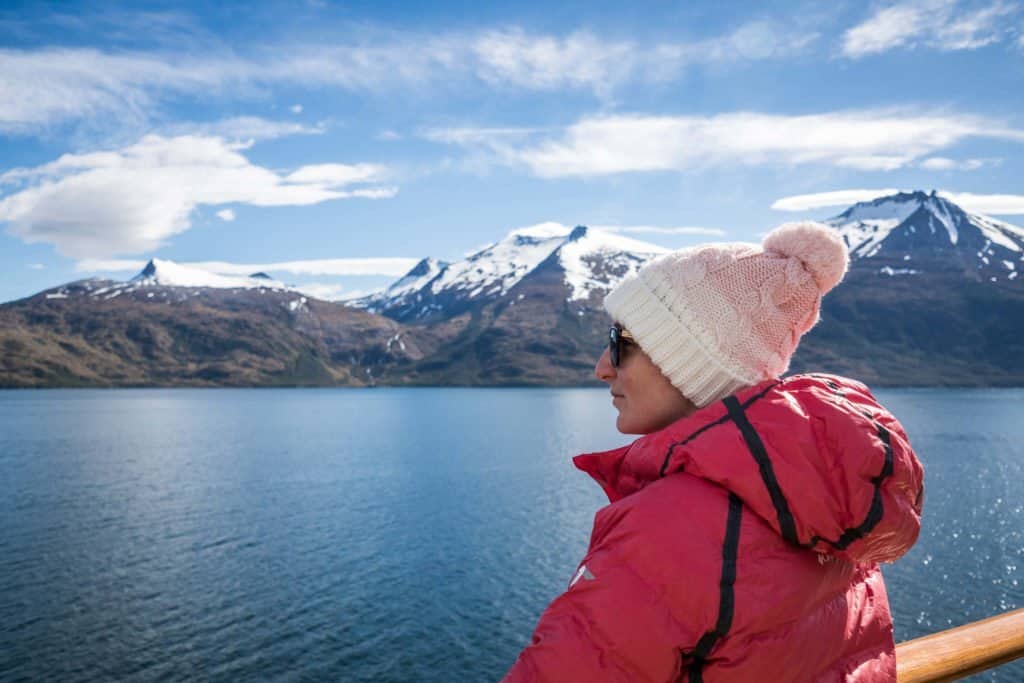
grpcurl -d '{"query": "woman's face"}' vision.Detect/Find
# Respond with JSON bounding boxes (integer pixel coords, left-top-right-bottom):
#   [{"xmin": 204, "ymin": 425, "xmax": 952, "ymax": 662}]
[{"xmin": 595, "ymin": 337, "xmax": 697, "ymax": 435}]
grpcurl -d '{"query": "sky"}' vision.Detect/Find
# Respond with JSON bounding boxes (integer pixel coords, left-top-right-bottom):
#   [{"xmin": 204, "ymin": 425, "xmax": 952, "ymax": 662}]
[{"xmin": 2, "ymin": 0, "xmax": 1024, "ymax": 303}]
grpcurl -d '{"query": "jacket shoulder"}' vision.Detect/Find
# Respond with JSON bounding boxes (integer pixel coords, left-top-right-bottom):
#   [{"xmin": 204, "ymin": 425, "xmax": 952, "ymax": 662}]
[{"xmin": 588, "ymin": 474, "xmax": 751, "ymax": 625}]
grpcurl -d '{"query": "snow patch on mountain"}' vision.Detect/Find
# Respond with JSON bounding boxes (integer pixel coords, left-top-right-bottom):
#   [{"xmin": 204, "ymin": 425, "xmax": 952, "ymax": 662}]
[
  {"xmin": 974, "ymin": 215, "xmax": 1024, "ymax": 252},
  {"xmin": 429, "ymin": 223, "xmax": 572, "ymax": 298},
  {"xmin": 926, "ymin": 195, "xmax": 958, "ymax": 245},
  {"xmin": 558, "ymin": 229, "xmax": 667, "ymax": 301},
  {"xmin": 387, "ymin": 258, "xmax": 447, "ymax": 298}
]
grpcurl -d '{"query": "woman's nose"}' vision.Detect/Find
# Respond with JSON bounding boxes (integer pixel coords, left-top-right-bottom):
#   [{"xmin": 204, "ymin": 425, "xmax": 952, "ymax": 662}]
[{"xmin": 595, "ymin": 347, "xmax": 615, "ymax": 382}]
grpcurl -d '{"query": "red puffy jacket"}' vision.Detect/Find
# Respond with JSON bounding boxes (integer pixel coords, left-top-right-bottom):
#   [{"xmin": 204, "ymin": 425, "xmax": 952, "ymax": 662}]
[{"xmin": 504, "ymin": 374, "xmax": 924, "ymax": 682}]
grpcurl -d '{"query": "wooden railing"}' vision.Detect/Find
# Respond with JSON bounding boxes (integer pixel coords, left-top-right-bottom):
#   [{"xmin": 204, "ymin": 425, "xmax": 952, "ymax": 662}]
[{"xmin": 896, "ymin": 607, "xmax": 1024, "ymax": 682}]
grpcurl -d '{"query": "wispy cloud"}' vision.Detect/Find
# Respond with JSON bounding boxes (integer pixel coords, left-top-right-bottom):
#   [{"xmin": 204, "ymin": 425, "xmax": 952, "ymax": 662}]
[
  {"xmin": 162, "ymin": 116, "xmax": 326, "ymax": 141},
  {"xmin": 595, "ymin": 225, "xmax": 727, "ymax": 236},
  {"xmin": 940, "ymin": 191, "xmax": 1024, "ymax": 214},
  {"xmin": 216, "ymin": 208, "xmax": 236, "ymax": 221},
  {"xmin": 468, "ymin": 24, "xmax": 815, "ymax": 96},
  {"xmin": 917, "ymin": 156, "xmax": 990, "ymax": 170},
  {"xmin": 841, "ymin": 0, "xmax": 1018, "ymax": 58},
  {"xmin": 0, "ymin": 134, "xmax": 396, "ymax": 258},
  {"xmin": 75, "ymin": 257, "xmax": 419, "ymax": 277},
  {"xmin": 771, "ymin": 188, "xmax": 1024, "ymax": 215},
  {"xmin": 2, "ymin": 22, "xmax": 818, "ymax": 135},
  {"xmin": 285, "ymin": 163, "xmax": 387, "ymax": 185},
  {"xmin": 28, "ymin": 263, "xmax": 45, "ymax": 270},
  {"xmin": 432, "ymin": 109, "xmax": 1024, "ymax": 177},
  {"xmin": 772, "ymin": 189, "xmax": 904, "ymax": 211}
]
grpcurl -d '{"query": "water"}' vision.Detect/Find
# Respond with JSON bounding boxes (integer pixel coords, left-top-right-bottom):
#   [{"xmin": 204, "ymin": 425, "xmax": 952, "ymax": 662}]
[{"xmin": 1, "ymin": 387, "xmax": 1021, "ymax": 682}]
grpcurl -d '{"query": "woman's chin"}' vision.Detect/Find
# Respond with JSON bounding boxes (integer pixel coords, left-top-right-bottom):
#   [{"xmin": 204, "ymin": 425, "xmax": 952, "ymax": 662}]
[{"xmin": 616, "ymin": 414, "xmax": 641, "ymax": 435}]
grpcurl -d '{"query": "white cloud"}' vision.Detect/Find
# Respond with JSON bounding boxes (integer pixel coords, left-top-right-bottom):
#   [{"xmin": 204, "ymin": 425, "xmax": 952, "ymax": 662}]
[
  {"xmin": 74, "ymin": 257, "xmax": 419, "ymax": 277},
  {"xmin": 28, "ymin": 263, "xmax": 45, "ymax": 269},
  {"xmin": 841, "ymin": 0, "xmax": 1017, "ymax": 58},
  {"xmin": 216, "ymin": 208, "xmax": 235, "ymax": 221},
  {"xmin": 163, "ymin": 116, "xmax": 325, "ymax": 141},
  {"xmin": 716, "ymin": 20, "xmax": 820, "ymax": 59},
  {"xmin": 290, "ymin": 104, "xmax": 303, "ymax": 114},
  {"xmin": 918, "ymin": 156, "xmax": 989, "ymax": 170},
  {"xmin": 1, "ymin": 24, "xmax": 819, "ymax": 134},
  {"xmin": 939, "ymin": 191, "xmax": 1024, "ymax": 214},
  {"xmin": 332, "ymin": 286, "xmax": 386, "ymax": 302},
  {"xmin": 770, "ymin": 188, "xmax": 1024, "ymax": 215},
  {"xmin": 469, "ymin": 29, "xmax": 633, "ymax": 94},
  {"xmin": 595, "ymin": 224, "xmax": 727, "ymax": 236},
  {"xmin": 436, "ymin": 109, "xmax": 1024, "ymax": 177},
  {"xmin": 833, "ymin": 155, "xmax": 913, "ymax": 171},
  {"xmin": 841, "ymin": 3, "xmax": 929, "ymax": 57},
  {"xmin": 463, "ymin": 26, "xmax": 811, "ymax": 95},
  {"xmin": 0, "ymin": 134, "xmax": 396, "ymax": 258},
  {"xmin": 920, "ymin": 156, "xmax": 959, "ymax": 170},
  {"xmin": 935, "ymin": 1, "xmax": 1016, "ymax": 48},
  {"xmin": 285, "ymin": 163, "xmax": 387, "ymax": 186},
  {"xmin": 188, "ymin": 258, "xmax": 418, "ymax": 277},
  {"xmin": 772, "ymin": 189, "xmax": 904, "ymax": 211},
  {"xmin": 422, "ymin": 126, "xmax": 541, "ymax": 145},
  {"xmin": 294, "ymin": 283, "xmax": 346, "ymax": 301},
  {"xmin": 377, "ymin": 129, "xmax": 402, "ymax": 141}
]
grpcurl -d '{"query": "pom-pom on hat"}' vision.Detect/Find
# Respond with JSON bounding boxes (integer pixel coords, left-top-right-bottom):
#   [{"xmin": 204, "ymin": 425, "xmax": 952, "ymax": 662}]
[{"xmin": 603, "ymin": 221, "xmax": 848, "ymax": 408}]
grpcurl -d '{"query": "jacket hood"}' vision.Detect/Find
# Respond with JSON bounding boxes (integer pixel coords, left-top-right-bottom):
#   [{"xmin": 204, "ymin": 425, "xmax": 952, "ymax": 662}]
[{"xmin": 574, "ymin": 374, "xmax": 924, "ymax": 564}]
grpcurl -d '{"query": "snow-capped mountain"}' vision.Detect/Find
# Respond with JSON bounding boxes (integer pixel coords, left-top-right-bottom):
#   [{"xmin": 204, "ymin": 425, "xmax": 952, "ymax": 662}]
[
  {"xmin": 7, "ymin": 191, "xmax": 1024, "ymax": 388},
  {"xmin": 827, "ymin": 191, "xmax": 1024, "ymax": 283},
  {"xmin": 358, "ymin": 223, "xmax": 667, "ymax": 321},
  {"xmin": 130, "ymin": 258, "xmax": 290, "ymax": 290},
  {"xmin": 40, "ymin": 258, "xmax": 299, "ymax": 304},
  {"xmin": 5, "ymin": 257, "xmax": 428, "ymax": 388}
]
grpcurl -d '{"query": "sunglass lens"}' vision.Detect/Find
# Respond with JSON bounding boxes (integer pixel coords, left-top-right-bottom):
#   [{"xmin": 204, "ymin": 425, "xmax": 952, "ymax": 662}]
[{"xmin": 609, "ymin": 326, "xmax": 620, "ymax": 367}]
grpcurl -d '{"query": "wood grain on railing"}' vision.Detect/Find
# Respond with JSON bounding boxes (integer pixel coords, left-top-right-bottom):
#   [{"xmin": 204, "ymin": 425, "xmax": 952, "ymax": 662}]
[{"xmin": 896, "ymin": 607, "xmax": 1024, "ymax": 682}]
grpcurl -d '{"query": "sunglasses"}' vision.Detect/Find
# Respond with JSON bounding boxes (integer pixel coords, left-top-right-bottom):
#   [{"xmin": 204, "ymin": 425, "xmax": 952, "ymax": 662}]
[{"xmin": 608, "ymin": 323, "xmax": 636, "ymax": 368}]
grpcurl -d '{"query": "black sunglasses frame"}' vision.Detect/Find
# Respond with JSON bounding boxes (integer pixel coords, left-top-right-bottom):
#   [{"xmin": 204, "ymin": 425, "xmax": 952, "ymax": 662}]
[{"xmin": 608, "ymin": 324, "xmax": 635, "ymax": 368}]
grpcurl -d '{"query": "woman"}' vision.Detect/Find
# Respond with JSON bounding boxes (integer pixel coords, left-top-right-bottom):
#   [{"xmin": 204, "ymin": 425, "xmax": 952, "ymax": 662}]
[{"xmin": 503, "ymin": 222, "xmax": 924, "ymax": 682}]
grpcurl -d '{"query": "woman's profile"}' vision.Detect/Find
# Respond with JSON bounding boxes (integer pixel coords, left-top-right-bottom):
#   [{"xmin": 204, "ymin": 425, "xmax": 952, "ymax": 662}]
[{"xmin": 504, "ymin": 222, "xmax": 925, "ymax": 682}]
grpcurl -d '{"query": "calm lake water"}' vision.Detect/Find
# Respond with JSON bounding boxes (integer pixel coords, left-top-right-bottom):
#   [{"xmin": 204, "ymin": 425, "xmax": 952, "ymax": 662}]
[{"xmin": 1, "ymin": 387, "xmax": 1022, "ymax": 682}]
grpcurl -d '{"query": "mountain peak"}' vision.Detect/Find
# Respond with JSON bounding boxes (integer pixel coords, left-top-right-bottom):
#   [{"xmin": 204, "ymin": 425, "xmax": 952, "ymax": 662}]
[
  {"xmin": 138, "ymin": 259, "xmax": 158, "ymax": 278},
  {"xmin": 568, "ymin": 225, "xmax": 588, "ymax": 241},
  {"xmin": 827, "ymin": 190, "xmax": 1024, "ymax": 281},
  {"xmin": 130, "ymin": 258, "xmax": 289, "ymax": 290}
]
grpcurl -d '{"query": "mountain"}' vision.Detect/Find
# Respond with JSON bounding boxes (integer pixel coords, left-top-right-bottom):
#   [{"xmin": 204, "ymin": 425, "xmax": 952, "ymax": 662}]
[
  {"xmin": 826, "ymin": 190, "xmax": 1024, "ymax": 282},
  {"xmin": 358, "ymin": 223, "xmax": 666, "ymax": 322},
  {"xmin": 0, "ymin": 260, "xmax": 452, "ymax": 387},
  {"xmin": 792, "ymin": 191, "xmax": 1024, "ymax": 385},
  {"xmin": 3, "ymin": 192, "xmax": 1023, "ymax": 388},
  {"xmin": 349, "ymin": 223, "xmax": 669, "ymax": 384},
  {"xmin": 129, "ymin": 258, "xmax": 293, "ymax": 290},
  {"xmin": 359, "ymin": 193, "xmax": 1024, "ymax": 386}
]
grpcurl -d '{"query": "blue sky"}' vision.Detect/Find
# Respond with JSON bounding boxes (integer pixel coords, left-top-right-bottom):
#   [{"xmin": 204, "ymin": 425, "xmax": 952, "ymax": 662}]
[{"xmin": 2, "ymin": 0, "xmax": 1024, "ymax": 302}]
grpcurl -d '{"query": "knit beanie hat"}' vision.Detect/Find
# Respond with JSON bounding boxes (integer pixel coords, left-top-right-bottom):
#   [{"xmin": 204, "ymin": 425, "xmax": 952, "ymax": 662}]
[{"xmin": 604, "ymin": 221, "xmax": 848, "ymax": 408}]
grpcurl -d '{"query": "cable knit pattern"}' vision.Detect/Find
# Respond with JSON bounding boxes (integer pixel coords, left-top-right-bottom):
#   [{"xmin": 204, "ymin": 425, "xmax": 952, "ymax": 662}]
[{"xmin": 604, "ymin": 222, "xmax": 848, "ymax": 407}]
